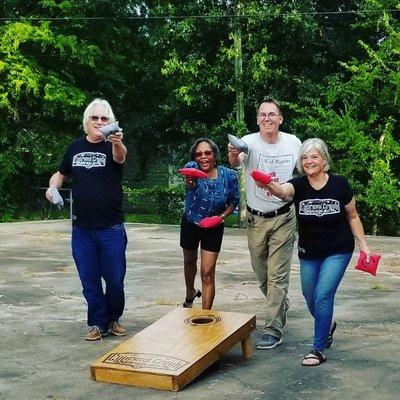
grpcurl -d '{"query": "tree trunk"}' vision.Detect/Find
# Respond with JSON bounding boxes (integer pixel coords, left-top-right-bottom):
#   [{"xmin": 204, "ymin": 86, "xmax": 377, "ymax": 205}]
[{"xmin": 234, "ymin": 5, "xmax": 247, "ymax": 227}]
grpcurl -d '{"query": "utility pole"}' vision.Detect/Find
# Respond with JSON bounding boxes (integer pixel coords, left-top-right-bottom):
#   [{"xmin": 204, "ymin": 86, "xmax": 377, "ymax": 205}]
[{"xmin": 234, "ymin": 1, "xmax": 246, "ymax": 226}]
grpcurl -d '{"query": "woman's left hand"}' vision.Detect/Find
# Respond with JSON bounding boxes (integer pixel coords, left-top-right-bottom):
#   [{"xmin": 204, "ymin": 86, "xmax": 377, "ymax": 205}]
[{"xmin": 360, "ymin": 244, "xmax": 371, "ymax": 262}]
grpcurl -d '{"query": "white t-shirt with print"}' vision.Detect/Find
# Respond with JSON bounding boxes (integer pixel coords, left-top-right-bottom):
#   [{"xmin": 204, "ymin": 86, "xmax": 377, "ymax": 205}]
[{"xmin": 241, "ymin": 131, "xmax": 301, "ymax": 213}]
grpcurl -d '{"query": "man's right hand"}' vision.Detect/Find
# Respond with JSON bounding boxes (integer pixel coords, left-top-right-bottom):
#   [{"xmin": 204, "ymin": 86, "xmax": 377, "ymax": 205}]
[
  {"xmin": 46, "ymin": 172, "xmax": 66, "ymax": 202},
  {"xmin": 228, "ymin": 144, "xmax": 241, "ymax": 167}
]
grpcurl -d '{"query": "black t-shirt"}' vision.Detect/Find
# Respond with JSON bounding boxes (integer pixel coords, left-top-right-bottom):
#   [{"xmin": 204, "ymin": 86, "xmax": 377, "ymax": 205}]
[
  {"xmin": 59, "ymin": 136, "xmax": 124, "ymax": 229},
  {"xmin": 289, "ymin": 174, "xmax": 355, "ymax": 259}
]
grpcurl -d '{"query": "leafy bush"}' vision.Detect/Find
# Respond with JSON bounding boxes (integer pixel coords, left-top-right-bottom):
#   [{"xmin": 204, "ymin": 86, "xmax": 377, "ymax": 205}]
[{"xmin": 124, "ymin": 185, "xmax": 185, "ymax": 224}]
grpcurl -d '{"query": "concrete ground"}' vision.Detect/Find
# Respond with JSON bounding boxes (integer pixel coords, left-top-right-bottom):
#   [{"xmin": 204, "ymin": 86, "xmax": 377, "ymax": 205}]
[{"xmin": 0, "ymin": 220, "xmax": 399, "ymax": 400}]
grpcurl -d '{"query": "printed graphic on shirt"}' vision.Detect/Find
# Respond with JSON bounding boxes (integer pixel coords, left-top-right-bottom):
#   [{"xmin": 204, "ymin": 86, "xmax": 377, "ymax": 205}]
[
  {"xmin": 254, "ymin": 153, "xmax": 295, "ymax": 200},
  {"xmin": 299, "ymin": 199, "xmax": 340, "ymax": 217},
  {"xmin": 72, "ymin": 152, "xmax": 106, "ymax": 169}
]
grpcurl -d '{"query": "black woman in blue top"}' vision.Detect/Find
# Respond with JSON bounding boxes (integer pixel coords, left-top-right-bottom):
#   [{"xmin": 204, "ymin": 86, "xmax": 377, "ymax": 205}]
[
  {"xmin": 259, "ymin": 138, "xmax": 372, "ymax": 366},
  {"xmin": 180, "ymin": 137, "xmax": 239, "ymax": 310},
  {"xmin": 45, "ymin": 99, "xmax": 128, "ymax": 341}
]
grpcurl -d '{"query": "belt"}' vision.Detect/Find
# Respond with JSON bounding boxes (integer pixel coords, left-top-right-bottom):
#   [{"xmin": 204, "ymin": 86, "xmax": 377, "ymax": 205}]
[{"xmin": 247, "ymin": 202, "xmax": 293, "ymax": 219}]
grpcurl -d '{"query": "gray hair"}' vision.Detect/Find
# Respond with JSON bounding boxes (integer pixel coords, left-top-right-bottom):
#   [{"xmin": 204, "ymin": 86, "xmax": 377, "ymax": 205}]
[
  {"xmin": 82, "ymin": 98, "xmax": 116, "ymax": 134},
  {"xmin": 298, "ymin": 138, "xmax": 331, "ymax": 175}
]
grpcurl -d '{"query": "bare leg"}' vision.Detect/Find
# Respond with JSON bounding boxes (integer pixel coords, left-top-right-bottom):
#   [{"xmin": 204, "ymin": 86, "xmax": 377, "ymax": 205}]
[
  {"xmin": 200, "ymin": 249, "xmax": 219, "ymax": 309},
  {"xmin": 183, "ymin": 248, "xmax": 198, "ymax": 299}
]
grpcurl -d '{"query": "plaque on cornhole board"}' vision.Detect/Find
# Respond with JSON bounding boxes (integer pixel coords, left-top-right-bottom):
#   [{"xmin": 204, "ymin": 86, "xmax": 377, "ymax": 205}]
[{"xmin": 91, "ymin": 307, "xmax": 256, "ymax": 391}]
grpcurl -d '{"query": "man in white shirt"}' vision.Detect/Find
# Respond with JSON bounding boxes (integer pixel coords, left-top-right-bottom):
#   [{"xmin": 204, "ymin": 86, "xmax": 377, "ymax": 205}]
[{"xmin": 228, "ymin": 98, "xmax": 301, "ymax": 349}]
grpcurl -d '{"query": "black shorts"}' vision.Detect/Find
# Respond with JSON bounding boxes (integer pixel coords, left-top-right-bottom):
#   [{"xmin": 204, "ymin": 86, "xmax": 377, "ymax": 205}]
[{"xmin": 180, "ymin": 214, "xmax": 224, "ymax": 253}]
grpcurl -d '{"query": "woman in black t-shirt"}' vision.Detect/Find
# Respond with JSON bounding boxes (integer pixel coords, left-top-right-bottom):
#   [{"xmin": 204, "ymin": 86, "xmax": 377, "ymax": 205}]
[
  {"xmin": 258, "ymin": 138, "xmax": 372, "ymax": 366},
  {"xmin": 45, "ymin": 98, "xmax": 128, "ymax": 342}
]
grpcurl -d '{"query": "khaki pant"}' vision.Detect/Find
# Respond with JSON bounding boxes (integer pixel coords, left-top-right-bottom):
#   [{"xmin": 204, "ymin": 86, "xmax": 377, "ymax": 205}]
[{"xmin": 246, "ymin": 205, "xmax": 296, "ymax": 339}]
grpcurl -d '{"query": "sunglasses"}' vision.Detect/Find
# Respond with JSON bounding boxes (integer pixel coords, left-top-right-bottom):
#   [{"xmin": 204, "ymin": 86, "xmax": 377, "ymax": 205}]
[
  {"xmin": 195, "ymin": 150, "xmax": 213, "ymax": 158},
  {"xmin": 90, "ymin": 115, "xmax": 109, "ymax": 123}
]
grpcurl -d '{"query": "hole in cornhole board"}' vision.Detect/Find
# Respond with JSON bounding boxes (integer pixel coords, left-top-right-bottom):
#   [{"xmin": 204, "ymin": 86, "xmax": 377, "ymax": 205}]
[{"xmin": 188, "ymin": 315, "xmax": 217, "ymax": 325}]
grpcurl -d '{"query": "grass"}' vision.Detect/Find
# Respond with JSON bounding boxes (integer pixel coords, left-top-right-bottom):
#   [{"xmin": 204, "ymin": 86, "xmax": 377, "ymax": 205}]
[
  {"xmin": 1, "ymin": 211, "xmax": 242, "ymax": 228},
  {"xmin": 0, "ymin": 210, "xmax": 70, "ymax": 223},
  {"xmin": 370, "ymin": 283, "xmax": 388, "ymax": 291},
  {"xmin": 124, "ymin": 213, "xmax": 241, "ymax": 227}
]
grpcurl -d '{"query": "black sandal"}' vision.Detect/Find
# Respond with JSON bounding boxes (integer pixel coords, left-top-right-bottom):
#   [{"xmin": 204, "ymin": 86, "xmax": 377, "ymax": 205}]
[
  {"xmin": 326, "ymin": 320, "xmax": 337, "ymax": 349},
  {"xmin": 182, "ymin": 289, "xmax": 202, "ymax": 308},
  {"xmin": 301, "ymin": 350, "xmax": 326, "ymax": 367}
]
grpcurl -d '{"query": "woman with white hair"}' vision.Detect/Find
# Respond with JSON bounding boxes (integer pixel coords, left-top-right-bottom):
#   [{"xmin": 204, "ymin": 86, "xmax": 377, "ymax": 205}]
[
  {"xmin": 46, "ymin": 98, "xmax": 128, "ymax": 341},
  {"xmin": 259, "ymin": 138, "xmax": 372, "ymax": 366}
]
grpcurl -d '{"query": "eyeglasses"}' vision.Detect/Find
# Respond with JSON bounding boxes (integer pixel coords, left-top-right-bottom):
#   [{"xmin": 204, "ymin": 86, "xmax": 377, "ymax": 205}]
[
  {"xmin": 90, "ymin": 115, "xmax": 109, "ymax": 123},
  {"xmin": 258, "ymin": 112, "xmax": 280, "ymax": 119},
  {"xmin": 195, "ymin": 150, "xmax": 213, "ymax": 158}
]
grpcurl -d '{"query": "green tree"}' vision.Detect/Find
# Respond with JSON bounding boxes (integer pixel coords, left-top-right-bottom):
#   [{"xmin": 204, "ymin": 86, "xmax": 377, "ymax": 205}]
[
  {"xmin": 293, "ymin": 6, "xmax": 400, "ymax": 234},
  {"xmin": 0, "ymin": 0, "xmax": 153, "ymax": 215},
  {"xmin": 1, "ymin": 0, "xmax": 398, "ymax": 234},
  {"xmin": 0, "ymin": 3, "xmax": 96, "ymax": 215}
]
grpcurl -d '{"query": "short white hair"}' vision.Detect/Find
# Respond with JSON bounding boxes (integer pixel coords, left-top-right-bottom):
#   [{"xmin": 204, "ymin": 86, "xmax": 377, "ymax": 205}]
[
  {"xmin": 298, "ymin": 138, "xmax": 331, "ymax": 175},
  {"xmin": 82, "ymin": 98, "xmax": 116, "ymax": 134}
]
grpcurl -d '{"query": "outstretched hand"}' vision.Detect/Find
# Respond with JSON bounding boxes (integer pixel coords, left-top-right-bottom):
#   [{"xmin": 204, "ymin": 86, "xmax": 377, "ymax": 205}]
[
  {"xmin": 250, "ymin": 170, "xmax": 273, "ymax": 187},
  {"xmin": 107, "ymin": 132, "xmax": 124, "ymax": 144},
  {"xmin": 178, "ymin": 168, "xmax": 207, "ymax": 179}
]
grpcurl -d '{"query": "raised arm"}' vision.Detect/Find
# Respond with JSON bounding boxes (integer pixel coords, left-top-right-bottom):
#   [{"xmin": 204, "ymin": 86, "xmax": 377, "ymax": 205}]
[
  {"xmin": 108, "ymin": 133, "xmax": 127, "ymax": 164},
  {"xmin": 228, "ymin": 144, "xmax": 246, "ymax": 168}
]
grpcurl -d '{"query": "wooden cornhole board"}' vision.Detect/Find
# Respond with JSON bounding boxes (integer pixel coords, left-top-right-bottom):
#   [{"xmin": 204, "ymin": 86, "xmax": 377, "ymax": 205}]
[{"xmin": 91, "ymin": 307, "xmax": 256, "ymax": 391}]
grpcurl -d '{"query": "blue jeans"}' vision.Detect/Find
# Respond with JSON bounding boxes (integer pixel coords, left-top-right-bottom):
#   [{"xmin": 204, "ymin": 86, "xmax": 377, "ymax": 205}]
[
  {"xmin": 300, "ymin": 252, "xmax": 352, "ymax": 351},
  {"xmin": 72, "ymin": 224, "xmax": 127, "ymax": 331}
]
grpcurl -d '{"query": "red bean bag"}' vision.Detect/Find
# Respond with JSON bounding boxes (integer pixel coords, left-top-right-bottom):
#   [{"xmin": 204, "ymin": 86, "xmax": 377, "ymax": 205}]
[
  {"xmin": 198, "ymin": 216, "xmax": 223, "ymax": 229},
  {"xmin": 355, "ymin": 250, "xmax": 381, "ymax": 276},
  {"xmin": 250, "ymin": 170, "xmax": 273, "ymax": 186},
  {"xmin": 178, "ymin": 168, "xmax": 207, "ymax": 179}
]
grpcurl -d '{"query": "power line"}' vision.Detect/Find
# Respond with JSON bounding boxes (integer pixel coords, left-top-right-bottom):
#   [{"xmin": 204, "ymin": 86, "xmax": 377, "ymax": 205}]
[{"xmin": 0, "ymin": 9, "xmax": 400, "ymax": 21}]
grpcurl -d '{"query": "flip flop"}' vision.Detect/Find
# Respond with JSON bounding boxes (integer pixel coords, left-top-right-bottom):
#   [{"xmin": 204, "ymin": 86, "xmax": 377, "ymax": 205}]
[
  {"xmin": 326, "ymin": 320, "xmax": 337, "ymax": 349},
  {"xmin": 301, "ymin": 350, "xmax": 326, "ymax": 367},
  {"xmin": 182, "ymin": 289, "xmax": 202, "ymax": 308}
]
